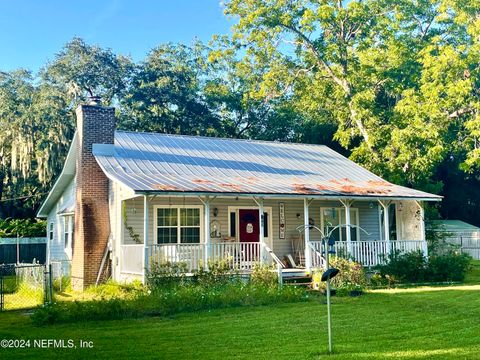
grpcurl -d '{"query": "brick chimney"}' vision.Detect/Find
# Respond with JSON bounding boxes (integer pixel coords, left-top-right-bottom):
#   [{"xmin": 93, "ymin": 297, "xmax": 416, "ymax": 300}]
[{"xmin": 72, "ymin": 100, "xmax": 116, "ymax": 290}]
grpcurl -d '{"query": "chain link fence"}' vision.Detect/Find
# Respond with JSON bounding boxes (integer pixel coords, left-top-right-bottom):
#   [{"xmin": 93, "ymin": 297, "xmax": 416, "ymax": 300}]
[{"xmin": 0, "ymin": 263, "xmax": 53, "ymax": 311}]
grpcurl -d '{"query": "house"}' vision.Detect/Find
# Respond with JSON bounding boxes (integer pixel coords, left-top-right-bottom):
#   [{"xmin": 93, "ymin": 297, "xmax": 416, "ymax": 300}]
[{"xmin": 37, "ymin": 100, "xmax": 441, "ymax": 290}]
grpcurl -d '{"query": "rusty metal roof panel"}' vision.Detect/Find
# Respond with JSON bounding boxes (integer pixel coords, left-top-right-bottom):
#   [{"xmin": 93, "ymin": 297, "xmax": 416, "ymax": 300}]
[{"xmin": 91, "ymin": 131, "xmax": 441, "ymax": 200}]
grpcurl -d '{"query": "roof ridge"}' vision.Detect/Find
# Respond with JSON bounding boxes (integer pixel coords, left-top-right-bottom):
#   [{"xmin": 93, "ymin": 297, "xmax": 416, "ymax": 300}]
[{"xmin": 114, "ymin": 129, "xmax": 331, "ymax": 148}]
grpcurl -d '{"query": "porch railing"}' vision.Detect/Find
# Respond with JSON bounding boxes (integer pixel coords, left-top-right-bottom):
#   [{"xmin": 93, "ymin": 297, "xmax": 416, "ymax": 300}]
[
  {"xmin": 210, "ymin": 242, "xmax": 261, "ymax": 271},
  {"xmin": 310, "ymin": 240, "xmax": 428, "ymax": 268},
  {"xmin": 149, "ymin": 243, "xmax": 205, "ymax": 272},
  {"xmin": 147, "ymin": 242, "xmax": 262, "ymax": 273}
]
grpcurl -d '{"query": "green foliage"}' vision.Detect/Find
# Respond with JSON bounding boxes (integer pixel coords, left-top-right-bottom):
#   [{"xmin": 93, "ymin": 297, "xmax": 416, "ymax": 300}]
[
  {"xmin": 122, "ymin": 202, "xmax": 141, "ymax": 244},
  {"xmin": 41, "ymin": 37, "xmax": 133, "ymax": 104},
  {"xmin": 312, "ymin": 257, "xmax": 366, "ymax": 296},
  {"xmin": 250, "ymin": 263, "xmax": 278, "ymax": 287},
  {"xmin": 428, "ymin": 252, "xmax": 472, "ymax": 282},
  {"xmin": 0, "ymin": 218, "xmax": 46, "ymax": 238},
  {"xmin": 147, "ymin": 260, "xmax": 188, "ymax": 289},
  {"xmin": 375, "ymin": 250, "xmax": 472, "ymax": 284},
  {"xmin": 52, "ymin": 276, "xmax": 71, "ymax": 293},
  {"xmin": 31, "ymin": 280, "xmax": 306, "ymax": 326}
]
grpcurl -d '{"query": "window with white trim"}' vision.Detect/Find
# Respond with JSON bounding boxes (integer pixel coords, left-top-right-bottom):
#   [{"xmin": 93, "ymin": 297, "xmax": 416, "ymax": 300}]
[
  {"xmin": 321, "ymin": 208, "xmax": 360, "ymax": 241},
  {"xmin": 63, "ymin": 215, "xmax": 73, "ymax": 250},
  {"xmin": 49, "ymin": 222, "xmax": 54, "ymax": 241},
  {"xmin": 156, "ymin": 207, "xmax": 201, "ymax": 244}
]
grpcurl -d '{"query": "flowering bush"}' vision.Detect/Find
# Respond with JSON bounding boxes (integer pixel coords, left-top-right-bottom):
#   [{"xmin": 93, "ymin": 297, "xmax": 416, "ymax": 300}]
[{"xmin": 312, "ymin": 257, "xmax": 366, "ymax": 296}]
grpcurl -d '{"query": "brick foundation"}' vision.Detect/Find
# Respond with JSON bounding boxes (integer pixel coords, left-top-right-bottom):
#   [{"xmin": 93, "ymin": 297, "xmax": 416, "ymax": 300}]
[{"xmin": 72, "ymin": 104, "xmax": 115, "ymax": 291}]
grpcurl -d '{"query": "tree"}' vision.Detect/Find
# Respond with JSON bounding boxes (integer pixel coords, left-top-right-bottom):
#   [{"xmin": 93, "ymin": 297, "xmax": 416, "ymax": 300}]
[
  {"xmin": 0, "ymin": 71, "xmax": 72, "ymax": 218},
  {"xmin": 41, "ymin": 37, "xmax": 133, "ymax": 105},
  {"xmin": 221, "ymin": 0, "xmax": 479, "ymax": 192},
  {"xmin": 120, "ymin": 43, "xmax": 220, "ymax": 135}
]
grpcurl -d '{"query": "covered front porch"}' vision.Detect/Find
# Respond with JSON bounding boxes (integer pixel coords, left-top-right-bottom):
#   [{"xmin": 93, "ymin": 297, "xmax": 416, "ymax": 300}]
[{"xmin": 113, "ymin": 193, "xmax": 429, "ymax": 282}]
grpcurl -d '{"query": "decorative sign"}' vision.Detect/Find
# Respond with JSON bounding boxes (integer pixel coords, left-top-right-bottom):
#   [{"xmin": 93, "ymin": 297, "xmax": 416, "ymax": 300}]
[
  {"xmin": 279, "ymin": 202, "xmax": 286, "ymax": 239},
  {"xmin": 246, "ymin": 223, "xmax": 254, "ymax": 234}
]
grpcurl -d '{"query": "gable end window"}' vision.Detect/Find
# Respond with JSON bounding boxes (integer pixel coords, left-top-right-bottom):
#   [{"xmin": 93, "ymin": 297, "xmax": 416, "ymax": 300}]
[{"xmin": 49, "ymin": 222, "xmax": 54, "ymax": 241}]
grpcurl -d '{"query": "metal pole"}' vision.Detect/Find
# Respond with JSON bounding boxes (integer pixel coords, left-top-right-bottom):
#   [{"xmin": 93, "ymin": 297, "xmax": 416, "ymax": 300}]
[
  {"xmin": 49, "ymin": 263, "xmax": 53, "ymax": 303},
  {"xmin": 16, "ymin": 233, "xmax": 20, "ymax": 264},
  {"xmin": 325, "ymin": 239, "xmax": 333, "ymax": 354},
  {"xmin": 143, "ymin": 195, "xmax": 149, "ymax": 285}
]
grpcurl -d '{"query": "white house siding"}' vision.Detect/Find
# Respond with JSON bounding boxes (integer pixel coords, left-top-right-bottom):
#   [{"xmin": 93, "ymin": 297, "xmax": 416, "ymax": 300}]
[
  {"xmin": 119, "ymin": 196, "xmax": 383, "ymax": 260},
  {"xmin": 46, "ymin": 178, "xmax": 76, "ymax": 272}
]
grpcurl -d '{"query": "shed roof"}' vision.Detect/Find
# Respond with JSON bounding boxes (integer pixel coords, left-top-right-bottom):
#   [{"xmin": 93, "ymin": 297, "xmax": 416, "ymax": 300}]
[
  {"xmin": 92, "ymin": 131, "xmax": 441, "ymax": 201},
  {"xmin": 428, "ymin": 220, "xmax": 480, "ymax": 232}
]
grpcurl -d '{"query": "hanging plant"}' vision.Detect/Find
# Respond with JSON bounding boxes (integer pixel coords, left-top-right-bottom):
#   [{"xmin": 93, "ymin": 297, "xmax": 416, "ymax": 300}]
[{"xmin": 122, "ymin": 202, "xmax": 141, "ymax": 244}]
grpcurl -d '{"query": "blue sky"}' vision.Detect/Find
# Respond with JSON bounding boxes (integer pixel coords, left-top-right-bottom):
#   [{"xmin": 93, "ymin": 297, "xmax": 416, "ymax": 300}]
[{"xmin": 0, "ymin": 0, "xmax": 233, "ymax": 72}]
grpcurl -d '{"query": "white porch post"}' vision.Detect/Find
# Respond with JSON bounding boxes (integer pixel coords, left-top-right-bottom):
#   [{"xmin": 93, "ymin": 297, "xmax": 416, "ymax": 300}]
[
  {"xmin": 379, "ymin": 200, "xmax": 391, "ymax": 254},
  {"xmin": 203, "ymin": 196, "xmax": 211, "ymax": 270},
  {"xmin": 143, "ymin": 195, "xmax": 149, "ymax": 284},
  {"xmin": 258, "ymin": 197, "xmax": 266, "ymax": 264},
  {"xmin": 304, "ymin": 198, "xmax": 312, "ymax": 270},
  {"xmin": 416, "ymin": 200, "xmax": 428, "ymax": 259},
  {"xmin": 341, "ymin": 199, "xmax": 353, "ymax": 256}
]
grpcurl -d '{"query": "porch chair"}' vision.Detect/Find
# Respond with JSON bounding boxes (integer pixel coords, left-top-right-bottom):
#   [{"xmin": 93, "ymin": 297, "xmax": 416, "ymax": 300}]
[{"xmin": 290, "ymin": 234, "xmax": 305, "ymax": 267}]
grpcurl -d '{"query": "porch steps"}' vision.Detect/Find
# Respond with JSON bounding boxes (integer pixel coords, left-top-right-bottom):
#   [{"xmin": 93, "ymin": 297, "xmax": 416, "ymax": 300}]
[{"xmin": 282, "ymin": 275, "xmax": 312, "ymax": 287}]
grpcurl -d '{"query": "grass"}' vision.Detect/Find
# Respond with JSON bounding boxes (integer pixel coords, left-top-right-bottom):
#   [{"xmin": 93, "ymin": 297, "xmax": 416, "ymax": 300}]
[
  {"xmin": 465, "ymin": 260, "xmax": 480, "ymax": 284},
  {"xmin": 0, "ymin": 286, "xmax": 480, "ymax": 359}
]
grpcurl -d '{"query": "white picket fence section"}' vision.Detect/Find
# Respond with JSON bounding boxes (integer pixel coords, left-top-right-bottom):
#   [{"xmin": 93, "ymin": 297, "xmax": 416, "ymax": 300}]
[{"xmin": 310, "ymin": 240, "xmax": 427, "ymax": 267}]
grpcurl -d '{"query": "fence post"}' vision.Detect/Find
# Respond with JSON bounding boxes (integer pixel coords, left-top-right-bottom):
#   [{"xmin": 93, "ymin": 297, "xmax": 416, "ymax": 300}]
[
  {"xmin": 49, "ymin": 264, "xmax": 53, "ymax": 304},
  {"xmin": 0, "ymin": 275, "xmax": 4, "ymax": 311}
]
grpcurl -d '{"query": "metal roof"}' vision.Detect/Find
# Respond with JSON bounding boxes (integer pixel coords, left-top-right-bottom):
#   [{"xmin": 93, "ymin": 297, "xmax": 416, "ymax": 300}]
[
  {"xmin": 92, "ymin": 131, "xmax": 441, "ymax": 201},
  {"xmin": 428, "ymin": 220, "xmax": 480, "ymax": 232}
]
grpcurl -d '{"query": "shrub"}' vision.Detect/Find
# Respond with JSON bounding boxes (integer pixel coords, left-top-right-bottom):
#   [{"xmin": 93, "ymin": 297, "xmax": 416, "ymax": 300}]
[
  {"xmin": 312, "ymin": 257, "xmax": 366, "ymax": 296},
  {"xmin": 428, "ymin": 251, "xmax": 471, "ymax": 282},
  {"xmin": 194, "ymin": 258, "xmax": 237, "ymax": 287},
  {"xmin": 375, "ymin": 250, "xmax": 472, "ymax": 284},
  {"xmin": 376, "ymin": 250, "xmax": 428, "ymax": 283},
  {"xmin": 31, "ymin": 281, "xmax": 307, "ymax": 326},
  {"xmin": 251, "ymin": 264, "xmax": 278, "ymax": 287},
  {"xmin": 147, "ymin": 260, "xmax": 188, "ymax": 289},
  {"xmin": 53, "ymin": 276, "xmax": 71, "ymax": 293}
]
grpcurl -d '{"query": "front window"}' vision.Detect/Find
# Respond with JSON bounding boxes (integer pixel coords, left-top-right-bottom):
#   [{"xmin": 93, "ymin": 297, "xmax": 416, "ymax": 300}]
[
  {"xmin": 321, "ymin": 208, "xmax": 359, "ymax": 241},
  {"xmin": 156, "ymin": 207, "xmax": 201, "ymax": 244}
]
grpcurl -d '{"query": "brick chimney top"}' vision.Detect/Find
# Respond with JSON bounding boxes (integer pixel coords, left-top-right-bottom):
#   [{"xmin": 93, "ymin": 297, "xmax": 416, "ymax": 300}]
[{"xmin": 87, "ymin": 95, "xmax": 102, "ymax": 106}]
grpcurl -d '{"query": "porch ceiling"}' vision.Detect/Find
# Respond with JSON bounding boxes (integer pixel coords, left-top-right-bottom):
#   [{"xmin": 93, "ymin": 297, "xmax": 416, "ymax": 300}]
[{"xmin": 93, "ymin": 131, "xmax": 441, "ymax": 201}]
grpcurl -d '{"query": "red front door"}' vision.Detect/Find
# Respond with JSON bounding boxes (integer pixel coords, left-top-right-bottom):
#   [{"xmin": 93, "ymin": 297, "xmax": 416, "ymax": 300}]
[{"xmin": 239, "ymin": 209, "xmax": 260, "ymax": 242}]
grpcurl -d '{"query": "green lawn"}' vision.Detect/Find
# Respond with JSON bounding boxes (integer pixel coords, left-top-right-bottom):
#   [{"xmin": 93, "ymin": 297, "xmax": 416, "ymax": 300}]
[{"xmin": 1, "ymin": 285, "xmax": 480, "ymax": 359}]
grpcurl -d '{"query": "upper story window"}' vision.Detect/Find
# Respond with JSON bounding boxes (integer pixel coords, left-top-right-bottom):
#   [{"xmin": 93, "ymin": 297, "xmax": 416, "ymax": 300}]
[
  {"xmin": 155, "ymin": 207, "xmax": 201, "ymax": 244},
  {"xmin": 49, "ymin": 222, "xmax": 54, "ymax": 241}
]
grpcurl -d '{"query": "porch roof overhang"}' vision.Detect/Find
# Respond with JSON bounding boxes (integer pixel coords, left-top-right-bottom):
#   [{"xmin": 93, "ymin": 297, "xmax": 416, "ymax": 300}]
[{"xmin": 92, "ymin": 131, "xmax": 441, "ymax": 202}]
